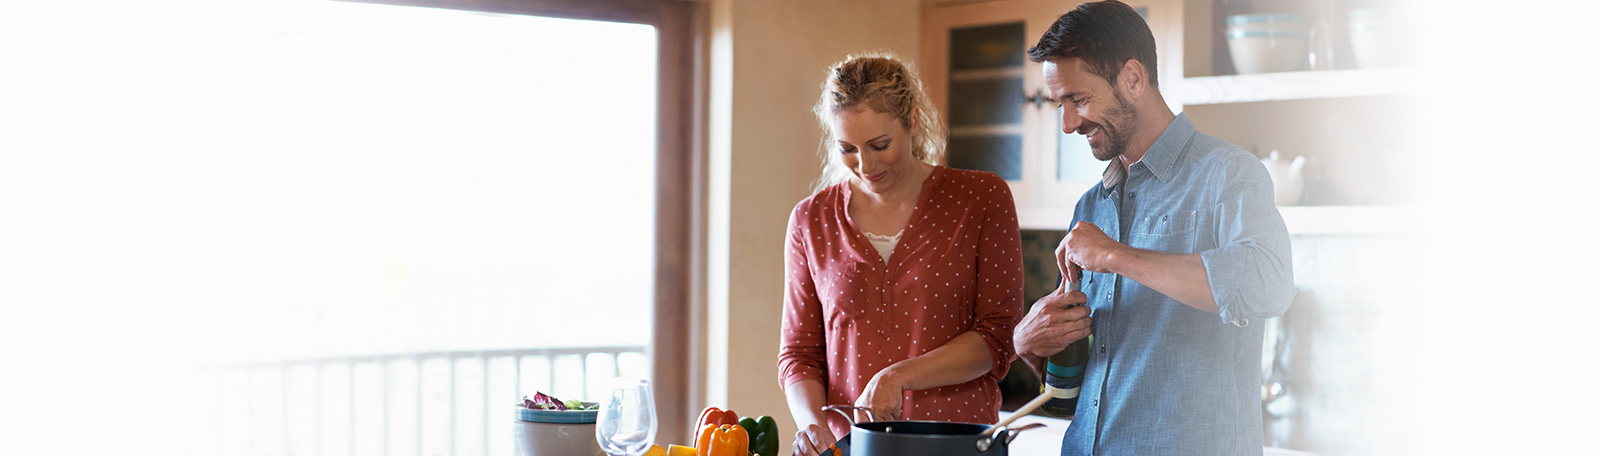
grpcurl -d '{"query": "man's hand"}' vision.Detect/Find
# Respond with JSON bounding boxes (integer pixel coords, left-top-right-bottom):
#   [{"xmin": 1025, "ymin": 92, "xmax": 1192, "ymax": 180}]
[
  {"xmin": 1056, "ymin": 221, "xmax": 1124, "ymax": 281},
  {"xmin": 1012, "ymin": 282, "xmax": 1092, "ymax": 379}
]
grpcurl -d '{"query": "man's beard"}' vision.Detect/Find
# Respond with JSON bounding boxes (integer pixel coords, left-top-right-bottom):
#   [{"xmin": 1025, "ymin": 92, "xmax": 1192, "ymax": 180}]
[{"xmin": 1086, "ymin": 88, "xmax": 1138, "ymax": 161}]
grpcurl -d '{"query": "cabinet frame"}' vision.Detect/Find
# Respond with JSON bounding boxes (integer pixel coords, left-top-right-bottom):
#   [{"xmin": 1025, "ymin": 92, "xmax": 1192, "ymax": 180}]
[{"xmin": 923, "ymin": 0, "xmax": 1183, "ymax": 230}]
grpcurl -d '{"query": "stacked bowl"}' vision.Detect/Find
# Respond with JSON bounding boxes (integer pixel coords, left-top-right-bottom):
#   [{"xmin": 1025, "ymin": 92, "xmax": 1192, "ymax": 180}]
[
  {"xmin": 1226, "ymin": 13, "xmax": 1311, "ymax": 74},
  {"xmin": 514, "ymin": 405, "xmax": 605, "ymax": 456},
  {"xmin": 1348, "ymin": 7, "xmax": 1409, "ymax": 68}
]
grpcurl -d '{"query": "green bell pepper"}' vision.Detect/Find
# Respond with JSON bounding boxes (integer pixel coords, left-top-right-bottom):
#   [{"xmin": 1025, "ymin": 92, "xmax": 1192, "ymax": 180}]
[{"xmin": 738, "ymin": 415, "xmax": 779, "ymax": 456}]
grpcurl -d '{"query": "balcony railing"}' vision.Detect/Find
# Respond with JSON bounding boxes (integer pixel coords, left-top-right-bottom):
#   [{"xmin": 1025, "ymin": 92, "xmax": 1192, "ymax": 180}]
[{"xmin": 212, "ymin": 345, "xmax": 647, "ymax": 456}]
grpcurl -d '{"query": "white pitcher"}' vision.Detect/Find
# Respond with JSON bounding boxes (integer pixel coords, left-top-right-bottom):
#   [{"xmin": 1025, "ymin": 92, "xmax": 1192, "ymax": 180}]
[{"xmin": 1261, "ymin": 150, "xmax": 1307, "ymax": 206}]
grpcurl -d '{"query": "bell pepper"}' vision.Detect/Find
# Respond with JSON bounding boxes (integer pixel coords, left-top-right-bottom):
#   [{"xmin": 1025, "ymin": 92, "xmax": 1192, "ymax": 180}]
[
  {"xmin": 704, "ymin": 424, "xmax": 748, "ymax": 456},
  {"xmin": 697, "ymin": 407, "xmax": 740, "ymax": 429},
  {"xmin": 695, "ymin": 423, "xmax": 717, "ymax": 453},
  {"xmin": 694, "ymin": 407, "xmax": 740, "ymax": 443},
  {"xmin": 695, "ymin": 423, "xmax": 748, "ymax": 456},
  {"xmin": 738, "ymin": 415, "xmax": 779, "ymax": 456}
]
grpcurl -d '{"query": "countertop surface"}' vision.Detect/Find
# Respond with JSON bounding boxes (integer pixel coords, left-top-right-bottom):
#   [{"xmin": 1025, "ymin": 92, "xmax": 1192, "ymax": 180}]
[{"xmin": 1001, "ymin": 414, "xmax": 1316, "ymax": 456}]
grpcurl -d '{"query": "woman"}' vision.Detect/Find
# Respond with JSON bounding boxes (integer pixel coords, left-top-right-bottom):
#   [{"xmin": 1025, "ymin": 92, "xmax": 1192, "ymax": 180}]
[{"xmin": 777, "ymin": 53, "xmax": 1025, "ymax": 456}]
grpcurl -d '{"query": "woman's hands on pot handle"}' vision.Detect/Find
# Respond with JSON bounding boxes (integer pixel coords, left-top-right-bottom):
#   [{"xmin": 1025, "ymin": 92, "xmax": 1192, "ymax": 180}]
[
  {"xmin": 853, "ymin": 371, "xmax": 905, "ymax": 424},
  {"xmin": 791, "ymin": 423, "xmax": 837, "ymax": 456}
]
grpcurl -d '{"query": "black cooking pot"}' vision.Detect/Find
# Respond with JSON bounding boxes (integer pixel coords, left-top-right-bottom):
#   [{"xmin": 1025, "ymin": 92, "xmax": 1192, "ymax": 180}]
[{"xmin": 820, "ymin": 405, "xmax": 1042, "ymax": 456}]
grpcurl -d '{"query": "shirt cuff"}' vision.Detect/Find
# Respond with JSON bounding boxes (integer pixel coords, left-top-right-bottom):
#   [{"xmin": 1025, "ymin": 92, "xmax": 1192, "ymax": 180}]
[
  {"xmin": 1200, "ymin": 247, "xmax": 1248, "ymax": 326},
  {"xmin": 779, "ymin": 366, "xmax": 824, "ymax": 392}
]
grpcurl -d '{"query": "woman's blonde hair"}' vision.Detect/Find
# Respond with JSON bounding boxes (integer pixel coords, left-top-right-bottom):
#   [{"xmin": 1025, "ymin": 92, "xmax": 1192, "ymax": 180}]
[{"xmin": 812, "ymin": 52, "xmax": 945, "ymax": 193}]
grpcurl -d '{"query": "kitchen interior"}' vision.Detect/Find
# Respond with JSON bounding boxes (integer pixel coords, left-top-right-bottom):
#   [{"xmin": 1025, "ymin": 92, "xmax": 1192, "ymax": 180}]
[
  {"xmin": 8, "ymin": 0, "xmax": 1596, "ymax": 455},
  {"xmin": 693, "ymin": 0, "xmax": 1429, "ymax": 454},
  {"xmin": 930, "ymin": 0, "xmax": 1419, "ymax": 454}
]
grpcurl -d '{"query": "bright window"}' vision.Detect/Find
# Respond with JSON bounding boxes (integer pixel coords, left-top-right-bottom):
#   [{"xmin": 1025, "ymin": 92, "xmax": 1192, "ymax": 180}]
[
  {"xmin": 3, "ymin": 1, "xmax": 666, "ymax": 455},
  {"xmin": 256, "ymin": 0, "xmax": 657, "ymax": 361},
  {"xmin": 243, "ymin": 2, "xmax": 657, "ymax": 455}
]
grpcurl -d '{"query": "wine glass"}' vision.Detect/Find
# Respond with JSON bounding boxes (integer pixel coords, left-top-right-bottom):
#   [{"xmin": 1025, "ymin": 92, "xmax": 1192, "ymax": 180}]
[{"xmin": 595, "ymin": 377, "xmax": 657, "ymax": 456}]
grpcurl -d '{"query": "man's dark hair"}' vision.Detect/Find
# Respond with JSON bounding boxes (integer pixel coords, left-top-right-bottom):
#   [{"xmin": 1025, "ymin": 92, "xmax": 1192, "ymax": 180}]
[{"xmin": 1027, "ymin": 0, "xmax": 1159, "ymax": 89}]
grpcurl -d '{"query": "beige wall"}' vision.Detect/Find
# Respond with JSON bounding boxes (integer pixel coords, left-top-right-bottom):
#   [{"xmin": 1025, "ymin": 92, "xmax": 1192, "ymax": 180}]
[{"xmin": 704, "ymin": 0, "xmax": 921, "ymax": 454}]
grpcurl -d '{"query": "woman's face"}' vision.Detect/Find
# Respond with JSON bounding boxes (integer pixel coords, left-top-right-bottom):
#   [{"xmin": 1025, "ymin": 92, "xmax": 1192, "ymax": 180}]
[{"xmin": 829, "ymin": 105, "xmax": 919, "ymax": 196}]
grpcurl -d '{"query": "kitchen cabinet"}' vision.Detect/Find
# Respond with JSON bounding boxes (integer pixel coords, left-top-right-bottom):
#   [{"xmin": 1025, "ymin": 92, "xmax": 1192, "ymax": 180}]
[
  {"xmin": 921, "ymin": 0, "xmax": 1415, "ymax": 233},
  {"xmin": 1179, "ymin": 0, "xmax": 1419, "ymax": 234},
  {"xmin": 921, "ymin": 0, "xmax": 1181, "ymax": 230}
]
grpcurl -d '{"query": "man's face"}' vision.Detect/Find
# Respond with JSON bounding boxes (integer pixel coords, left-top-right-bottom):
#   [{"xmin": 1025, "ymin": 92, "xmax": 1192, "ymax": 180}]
[{"xmin": 1042, "ymin": 58, "xmax": 1138, "ymax": 161}]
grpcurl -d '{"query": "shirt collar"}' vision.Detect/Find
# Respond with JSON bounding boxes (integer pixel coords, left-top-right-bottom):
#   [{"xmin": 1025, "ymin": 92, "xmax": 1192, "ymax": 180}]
[
  {"xmin": 1100, "ymin": 158, "xmax": 1126, "ymax": 190},
  {"xmin": 1099, "ymin": 113, "xmax": 1196, "ymax": 190}
]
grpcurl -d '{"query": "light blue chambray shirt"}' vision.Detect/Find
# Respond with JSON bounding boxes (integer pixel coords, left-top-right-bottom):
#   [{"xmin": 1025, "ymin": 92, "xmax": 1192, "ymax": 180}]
[{"xmin": 1059, "ymin": 113, "xmax": 1295, "ymax": 456}]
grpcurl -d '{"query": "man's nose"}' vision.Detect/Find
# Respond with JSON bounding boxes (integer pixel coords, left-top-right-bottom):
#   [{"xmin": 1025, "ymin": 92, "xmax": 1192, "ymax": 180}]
[{"xmin": 1060, "ymin": 108, "xmax": 1083, "ymax": 135}]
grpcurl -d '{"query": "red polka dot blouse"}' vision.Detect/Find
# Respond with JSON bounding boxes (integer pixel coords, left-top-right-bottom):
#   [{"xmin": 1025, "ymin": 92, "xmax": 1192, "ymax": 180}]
[{"xmin": 778, "ymin": 166, "xmax": 1025, "ymax": 438}]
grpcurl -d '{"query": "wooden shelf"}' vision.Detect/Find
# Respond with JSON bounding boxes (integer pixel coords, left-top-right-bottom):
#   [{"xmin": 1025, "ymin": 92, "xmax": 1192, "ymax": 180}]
[
  {"xmin": 1278, "ymin": 205, "xmax": 1415, "ymax": 235},
  {"xmin": 1019, "ymin": 205, "xmax": 1414, "ymax": 235},
  {"xmin": 1178, "ymin": 67, "xmax": 1416, "ymax": 105}
]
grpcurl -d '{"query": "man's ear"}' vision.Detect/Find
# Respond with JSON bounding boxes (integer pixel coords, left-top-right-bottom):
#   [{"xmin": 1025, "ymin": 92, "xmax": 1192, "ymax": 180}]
[{"xmin": 1119, "ymin": 58, "xmax": 1148, "ymax": 100}]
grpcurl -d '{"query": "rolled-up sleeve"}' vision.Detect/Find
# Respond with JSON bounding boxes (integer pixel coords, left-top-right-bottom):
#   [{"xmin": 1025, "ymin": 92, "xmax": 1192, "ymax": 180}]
[
  {"xmin": 778, "ymin": 202, "xmax": 827, "ymax": 390},
  {"xmin": 1200, "ymin": 155, "xmax": 1296, "ymax": 324},
  {"xmin": 972, "ymin": 178, "xmax": 1024, "ymax": 380}
]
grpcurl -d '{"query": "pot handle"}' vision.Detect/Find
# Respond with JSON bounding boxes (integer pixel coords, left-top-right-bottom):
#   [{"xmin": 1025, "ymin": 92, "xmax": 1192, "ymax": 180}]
[
  {"xmin": 976, "ymin": 422, "xmax": 1046, "ymax": 452},
  {"xmin": 820, "ymin": 404, "xmax": 878, "ymax": 426},
  {"xmin": 1004, "ymin": 422, "xmax": 1046, "ymax": 445}
]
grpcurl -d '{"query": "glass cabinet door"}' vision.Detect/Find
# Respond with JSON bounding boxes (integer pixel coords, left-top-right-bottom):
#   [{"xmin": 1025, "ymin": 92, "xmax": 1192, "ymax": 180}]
[
  {"xmin": 945, "ymin": 22, "xmax": 1027, "ymax": 181},
  {"xmin": 1056, "ymin": 116, "xmax": 1104, "ymax": 184}
]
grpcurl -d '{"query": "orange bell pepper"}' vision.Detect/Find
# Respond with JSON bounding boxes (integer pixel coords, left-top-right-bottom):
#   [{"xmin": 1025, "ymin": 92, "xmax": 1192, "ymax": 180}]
[
  {"xmin": 695, "ymin": 423, "xmax": 717, "ymax": 453},
  {"xmin": 694, "ymin": 423, "xmax": 749, "ymax": 456},
  {"xmin": 707, "ymin": 424, "xmax": 749, "ymax": 456}
]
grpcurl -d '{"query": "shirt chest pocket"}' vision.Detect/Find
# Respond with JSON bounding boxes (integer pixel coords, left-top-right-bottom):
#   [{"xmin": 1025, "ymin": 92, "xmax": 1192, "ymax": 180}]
[
  {"xmin": 820, "ymin": 261, "xmax": 876, "ymax": 329},
  {"xmin": 1130, "ymin": 210, "xmax": 1199, "ymax": 253}
]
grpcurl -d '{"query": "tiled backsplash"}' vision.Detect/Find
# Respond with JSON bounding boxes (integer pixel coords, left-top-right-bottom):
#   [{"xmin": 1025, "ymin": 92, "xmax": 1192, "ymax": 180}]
[
  {"xmin": 1007, "ymin": 229, "xmax": 1417, "ymax": 455},
  {"xmin": 997, "ymin": 230, "xmax": 1068, "ymax": 415},
  {"xmin": 1020, "ymin": 229, "xmax": 1070, "ymax": 303}
]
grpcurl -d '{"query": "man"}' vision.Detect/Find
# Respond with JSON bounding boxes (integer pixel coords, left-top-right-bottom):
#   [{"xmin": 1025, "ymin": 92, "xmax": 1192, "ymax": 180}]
[{"xmin": 1011, "ymin": 1, "xmax": 1296, "ymax": 455}]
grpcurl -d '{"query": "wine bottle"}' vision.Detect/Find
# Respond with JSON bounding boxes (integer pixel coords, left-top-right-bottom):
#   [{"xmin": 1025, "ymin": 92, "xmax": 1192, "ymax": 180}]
[{"xmin": 1039, "ymin": 280, "xmax": 1090, "ymax": 418}]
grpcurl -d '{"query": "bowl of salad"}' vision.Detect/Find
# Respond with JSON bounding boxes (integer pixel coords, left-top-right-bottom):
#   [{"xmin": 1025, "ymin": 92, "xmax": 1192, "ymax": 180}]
[{"xmin": 514, "ymin": 392, "xmax": 604, "ymax": 456}]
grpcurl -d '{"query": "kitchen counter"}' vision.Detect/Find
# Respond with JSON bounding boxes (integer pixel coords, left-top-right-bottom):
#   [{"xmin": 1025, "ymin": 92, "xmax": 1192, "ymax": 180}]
[{"xmin": 1001, "ymin": 414, "xmax": 1317, "ymax": 455}]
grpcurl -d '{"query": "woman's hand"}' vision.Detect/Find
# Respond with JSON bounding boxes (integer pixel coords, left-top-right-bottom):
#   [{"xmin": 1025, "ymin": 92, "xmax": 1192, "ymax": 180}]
[
  {"xmin": 791, "ymin": 423, "xmax": 838, "ymax": 456},
  {"xmin": 853, "ymin": 369, "xmax": 905, "ymax": 423}
]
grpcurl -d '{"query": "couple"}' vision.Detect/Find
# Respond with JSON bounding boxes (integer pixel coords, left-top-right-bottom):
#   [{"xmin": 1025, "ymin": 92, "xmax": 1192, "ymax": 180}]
[{"xmin": 776, "ymin": 2, "xmax": 1295, "ymax": 455}]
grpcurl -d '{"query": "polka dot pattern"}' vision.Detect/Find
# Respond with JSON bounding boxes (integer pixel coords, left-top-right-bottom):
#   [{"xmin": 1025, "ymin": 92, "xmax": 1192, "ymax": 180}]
[{"xmin": 777, "ymin": 167, "xmax": 1025, "ymax": 439}]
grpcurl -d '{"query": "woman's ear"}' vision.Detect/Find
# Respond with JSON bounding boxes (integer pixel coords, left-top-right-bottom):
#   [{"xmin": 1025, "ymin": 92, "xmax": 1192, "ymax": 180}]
[{"xmin": 908, "ymin": 108, "xmax": 921, "ymax": 133}]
